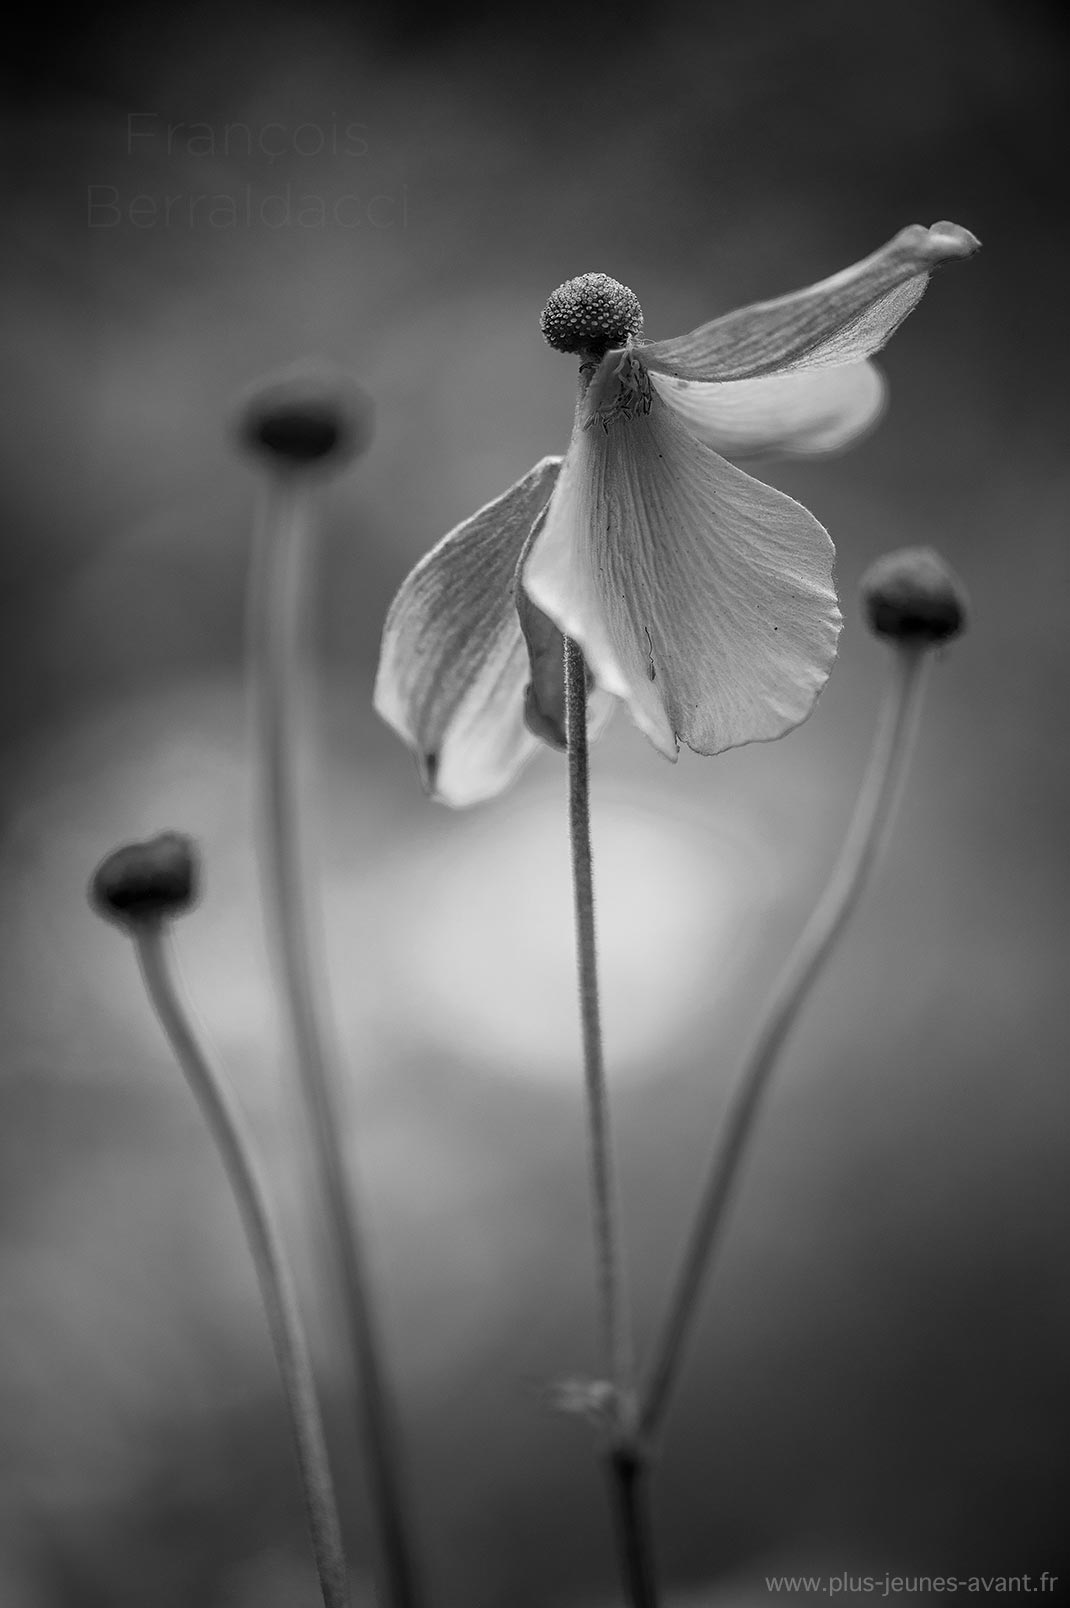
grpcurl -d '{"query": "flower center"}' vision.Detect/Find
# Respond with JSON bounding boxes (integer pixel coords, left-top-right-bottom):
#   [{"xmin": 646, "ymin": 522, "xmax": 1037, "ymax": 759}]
[
  {"xmin": 583, "ymin": 350, "xmax": 653, "ymax": 431},
  {"xmin": 540, "ymin": 273, "xmax": 644, "ymax": 357}
]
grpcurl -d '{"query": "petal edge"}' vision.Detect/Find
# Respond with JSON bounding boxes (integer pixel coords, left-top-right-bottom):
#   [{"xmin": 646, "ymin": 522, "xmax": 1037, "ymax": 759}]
[
  {"xmin": 651, "ymin": 360, "xmax": 887, "ymax": 459},
  {"xmin": 374, "ymin": 456, "xmax": 562, "ymax": 806},
  {"xmin": 637, "ymin": 221, "xmax": 979, "ymax": 382}
]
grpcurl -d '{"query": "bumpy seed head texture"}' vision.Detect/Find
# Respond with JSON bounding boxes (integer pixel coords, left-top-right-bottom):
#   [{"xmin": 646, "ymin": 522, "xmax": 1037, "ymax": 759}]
[{"xmin": 540, "ymin": 273, "xmax": 644, "ymax": 356}]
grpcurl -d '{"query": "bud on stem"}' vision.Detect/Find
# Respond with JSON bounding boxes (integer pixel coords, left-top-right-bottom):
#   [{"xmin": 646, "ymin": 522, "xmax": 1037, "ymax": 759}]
[
  {"xmin": 236, "ymin": 363, "xmax": 374, "ymax": 470},
  {"xmin": 90, "ymin": 832, "xmax": 198, "ymax": 930},
  {"xmin": 861, "ymin": 547, "xmax": 967, "ymax": 647}
]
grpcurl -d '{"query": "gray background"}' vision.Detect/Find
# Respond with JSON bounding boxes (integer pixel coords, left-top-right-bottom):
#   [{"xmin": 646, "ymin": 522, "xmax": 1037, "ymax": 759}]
[{"xmin": 2, "ymin": 2, "xmax": 1067, "ymax": 1603}]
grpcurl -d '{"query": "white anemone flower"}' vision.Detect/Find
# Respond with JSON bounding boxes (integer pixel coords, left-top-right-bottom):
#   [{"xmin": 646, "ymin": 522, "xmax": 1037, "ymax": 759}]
[{"xmin": 375, "ymin": 221, "xmax": 978, "ymax": 806}]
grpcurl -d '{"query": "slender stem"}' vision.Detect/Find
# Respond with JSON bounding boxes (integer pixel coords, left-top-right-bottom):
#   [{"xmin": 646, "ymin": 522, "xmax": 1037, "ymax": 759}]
[
  {"xmin": 640, "ymin": 644, "xmax": 931, "ymax": 1443},
  {"xmin": 604, "ymin": 1445, "xmax": 659, "ymax": 1608},
  {"xmin": 564, "ymin": 635, "xmax": 659, "ymax": 1608},
  {"xmin": 134, "ymin": 922, "xmax": 351, "ymax": 1608},
  {"xmin": 564, "ymin": 634, "xmax": 633, "ymax": 1405},
  {"xmin": 251, "ymin": 471, "xmax": 424, "ymax": 1608}
]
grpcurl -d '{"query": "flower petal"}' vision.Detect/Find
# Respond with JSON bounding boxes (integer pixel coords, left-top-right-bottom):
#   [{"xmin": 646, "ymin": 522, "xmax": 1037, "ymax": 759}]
[
  {"xmin": 650, "ymin": 360, "xmax": 885, "ymax": 459},
  {"xmin": 374, "ymin": 456, "xmax": 562, "ymax": 807},
  {"xmin": 521, "ymin": 378, "xmax": 841, "ymax": 759},
  {"xmin": 637, "ymin": 221, "xmax": 979, "ymax": 382},
  {"xmin": 514, "ymin": 505, "xmax": 571, "ymax": 750},
  {"xmin": 515, "ymin": 505, "xmax": 616, "ymax": 749}
]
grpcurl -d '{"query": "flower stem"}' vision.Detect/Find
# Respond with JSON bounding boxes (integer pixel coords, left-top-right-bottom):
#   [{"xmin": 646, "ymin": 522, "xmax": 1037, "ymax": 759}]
[
  {"xmin": 564, "ymin": 634, "xmax": 633, "ymax": 1404},
  {"xmin": 564, "ymin": 635, "xmax": 658, "ymax": 1608},
  {"xmin": 639, "ymin": 643, "xmax": 931, "ymax": 1443},
  {"xmin": 251, "ymin": 471, "xmax": 425, "ymax": 1608},
  {"xmin": 133, "ymin": 922, "xmax": 351, "ymax": 1608},
  {"xmin": 604, "ymin": 1443, "xmax": 660, "ymax": 1608}
]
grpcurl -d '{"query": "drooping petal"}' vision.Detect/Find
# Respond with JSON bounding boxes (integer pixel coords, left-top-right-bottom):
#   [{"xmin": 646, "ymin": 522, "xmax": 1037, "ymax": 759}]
[
  {"xmin": 650, "ymin": 360, "xmax": 885, "ymax": 459},
  {"xmin": 515, "ymin": 505, "xmax": 616, "ymax": 748},
  {"xmin": 514, "ymin": 504, "xmax": 571, "ymax": 750},
  {"xmin": 374, "ymin": 456, "xmax": 561, "ymax": 807},
  {"xmin": 637, "ymin": 221, "xmax": 979, "ymax": 382},
  {"xmin": 514, "ymin": 598, "xmax": 617, "ymax": 752},
  {"xmin": 521, "ymin": 369, "xmax": 841, "ymax": 760}
]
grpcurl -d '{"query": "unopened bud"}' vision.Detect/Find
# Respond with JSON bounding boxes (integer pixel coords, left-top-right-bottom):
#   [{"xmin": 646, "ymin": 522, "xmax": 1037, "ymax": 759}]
[
  {"xmin": 861, "ymin": 547, "xmax": 967, "ymax": 646},
  {"xmin": 541, "ymin": 273, "xmax": 644, "ymax": 357},
  {"xmin": 236, "ymin": 364, "xmax": 373, "ymax": 467},
  {"xmin": 90, "ymin": 832, "xmax": 199, "ymax": 930}
]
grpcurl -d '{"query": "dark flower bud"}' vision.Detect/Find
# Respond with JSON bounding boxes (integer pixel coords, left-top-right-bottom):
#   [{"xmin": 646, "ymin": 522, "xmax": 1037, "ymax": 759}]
[
  {"xmin": 236, "ymin": 363, "xmax": 374, "ymax": 467},
  {"xmin": 541, "ymin": 273, "xmax": 644, "ymax": 357},
  {"xmin": 860, "ymin": 547, "xmax": 967, "ymax": 646},
  {"xmin": 90, "ymin": 832, "xmax": 199, "ymax": 929}
]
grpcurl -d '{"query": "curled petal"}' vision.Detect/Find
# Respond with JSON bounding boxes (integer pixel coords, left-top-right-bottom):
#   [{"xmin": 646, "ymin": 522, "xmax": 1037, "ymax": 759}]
[
  {"xmin": 650, "ymin": 360, "xmax": 886, "ymax": 459},
  {"xmin": 637, "ymin": 221, "xmax": 980, "ymax": 382},
  {"xmin": 515, "ymin": 505, "xmax": 571, "ymax": 749},
  {"xmin": 515, "ymin": 506, "xmax": 615, "ymax": 748},
  {"xmin": 522, "ymin": 381, "xmax": 841, "ymax": 760},
  {"xmin": 374, "ymin": 456, "xmax": 561, "ymax": 806}
]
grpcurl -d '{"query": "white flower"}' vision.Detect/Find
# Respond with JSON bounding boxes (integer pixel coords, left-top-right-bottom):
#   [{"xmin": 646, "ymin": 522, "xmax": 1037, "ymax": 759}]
[{"xmin": 375, "ymin": 222, "xmax": 979, "ymax": 805}]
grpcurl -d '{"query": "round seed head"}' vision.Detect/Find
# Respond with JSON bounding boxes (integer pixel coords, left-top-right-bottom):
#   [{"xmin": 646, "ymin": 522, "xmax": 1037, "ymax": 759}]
[
  {"xmin": 861, "ymin": 547, "xmax": 967, "ymax": 646},
  {"xmin": 90, "ymin": 832, "xmax": 199, "ymax": 930},
  {"xmin": 540, "ymin": 273, "xmax": 644, "ymax": 356},
  {"xmin": 236, "ymin": 363, "xmax": 374, "ymax": 467}
]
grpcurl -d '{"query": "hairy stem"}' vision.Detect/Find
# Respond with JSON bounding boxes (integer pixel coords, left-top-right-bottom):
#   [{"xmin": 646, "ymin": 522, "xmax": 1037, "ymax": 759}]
[
  {"xmin": 564, "ymin": 635, "xmax": 658, "ymax": 1608},
  {"xmin": 251, "ymin": 471, "xmax": 424, "ymax": 1608},
  {"xmin": 564, "ymin": 635, "xmax": 633, "ymax": 1402},
  {"xmin": 640, "ymin": 644, "xmax": 931, "ymax": 1442},
  {"xmin": 135, "ymin": 922, "xmax": 351, "ymax": 1608}
]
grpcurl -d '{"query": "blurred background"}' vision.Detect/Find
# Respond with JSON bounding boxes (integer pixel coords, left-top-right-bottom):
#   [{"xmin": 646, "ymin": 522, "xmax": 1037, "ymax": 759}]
[{"xmin": 3, "ymin": 1, "xmax": 1069, "ymax": 1603}]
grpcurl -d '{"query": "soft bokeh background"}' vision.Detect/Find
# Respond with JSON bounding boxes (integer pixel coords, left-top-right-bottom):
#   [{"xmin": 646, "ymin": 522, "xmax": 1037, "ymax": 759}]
[{"xmin": 3, "ymin": 2, "xmax": 1069, "ymax": 1604}]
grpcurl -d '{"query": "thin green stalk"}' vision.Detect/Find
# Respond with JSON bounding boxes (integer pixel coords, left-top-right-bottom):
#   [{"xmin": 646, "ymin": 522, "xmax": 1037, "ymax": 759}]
[
  {"xmin": 564, "ymin": 635, "xmax": 658, "ymax": 1608},
  {"xmin": 640, "ymin": 643, "xmax": 931, "ymax": 1443},
  {"xmin": 251, "ymin": 471, "xmax": 425, "ymax": 1608},
  {"xmin": 134, "ymin": 922, "xmax": 350, "ymax": 1608}
]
